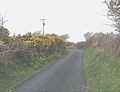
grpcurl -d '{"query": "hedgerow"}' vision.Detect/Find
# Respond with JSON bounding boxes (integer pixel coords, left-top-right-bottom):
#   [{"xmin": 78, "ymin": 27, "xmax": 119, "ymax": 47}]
[{"xmin": 0, "ymin": 27, "xmax": 66, "ymax": 76}]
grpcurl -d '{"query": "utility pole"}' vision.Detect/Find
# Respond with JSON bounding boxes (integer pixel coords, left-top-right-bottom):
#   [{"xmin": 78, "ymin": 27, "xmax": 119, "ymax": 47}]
[{"xmin": 41, "ymin": 19, "xmax": 47, "ymax": 34}]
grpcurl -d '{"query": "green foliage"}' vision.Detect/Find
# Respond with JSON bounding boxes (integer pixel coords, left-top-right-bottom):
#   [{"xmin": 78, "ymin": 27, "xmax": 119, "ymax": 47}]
[
  {"xmin": 84, "ymin": 48, "xmax": 120, "ymax": 92},
  {"xmin": 0, "ymin": 30, "xmax": 67, "ymax": 73},
  {"xmin": 0, "ymin": 45, "xmax": 4, "ymax": 52},
  {"xmin": 76, "ymin": 41, "xmax": 86, "ymax": 49},
  {"xmin": 15, "ymin": 49, "xmax": 34, "ymax": 64},
  {"xmin": 0, "ymin": 50, "xmax": 67, "ymax": 92},
  {"xmin": 0, "ymin": 27, "xmax": 11, "ymax": 44},
  {"xmin": 0, "ymin": 27, "xmax": 68, "ymax": 92}
]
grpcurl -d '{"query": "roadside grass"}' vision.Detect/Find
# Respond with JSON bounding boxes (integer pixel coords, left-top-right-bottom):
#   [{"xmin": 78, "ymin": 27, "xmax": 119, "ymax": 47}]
[
  {"xmin": 84, "ymin": 48, "xmax": 120, "ymax": 92},
  {"xmin": 0, "ymin": 50, "xmax": 68, "ymax": 92}
]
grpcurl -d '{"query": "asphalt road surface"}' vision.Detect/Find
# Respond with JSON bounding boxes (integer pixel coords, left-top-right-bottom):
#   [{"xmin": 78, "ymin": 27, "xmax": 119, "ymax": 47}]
[{"xmin": 13, "ymin": 49, "xmax": 86, "ymax": 92}]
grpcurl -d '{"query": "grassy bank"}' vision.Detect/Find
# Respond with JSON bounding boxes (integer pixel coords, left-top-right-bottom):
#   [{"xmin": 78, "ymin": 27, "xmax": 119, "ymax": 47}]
[
  {"xmin": 0, "ymin": 50, "xmax": 68, "ymax": 92},
  {"xmin": 84, "ymin": 48, "xmax": 120, "ymax": 92}
]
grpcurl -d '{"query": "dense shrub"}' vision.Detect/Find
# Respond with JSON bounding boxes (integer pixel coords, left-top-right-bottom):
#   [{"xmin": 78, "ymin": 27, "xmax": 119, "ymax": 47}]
[{"xmin": 0, "ymin": 27, "xmax": 67, "ymax": 75}]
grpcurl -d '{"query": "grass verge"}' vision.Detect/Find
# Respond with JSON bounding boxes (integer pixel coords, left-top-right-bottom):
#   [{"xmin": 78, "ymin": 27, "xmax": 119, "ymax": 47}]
[
  {"xmin": 84, "ymin": 48, "xmax": 120, "ymax": 92},
  {"xmin": 0, "ymin": 50, "xmax": 68, "ymax": 92}
]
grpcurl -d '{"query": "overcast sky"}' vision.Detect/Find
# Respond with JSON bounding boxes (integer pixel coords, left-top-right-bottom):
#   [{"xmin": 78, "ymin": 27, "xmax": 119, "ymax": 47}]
[{"xmin": 0, "ymin": 0, "xmax": 114, "ymax": 42}]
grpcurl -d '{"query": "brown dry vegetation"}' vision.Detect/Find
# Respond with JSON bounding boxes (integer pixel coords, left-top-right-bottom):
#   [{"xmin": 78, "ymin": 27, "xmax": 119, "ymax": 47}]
[{"xmin": 84, "ymin": 32, "xmax": 120, "ymax": 56}]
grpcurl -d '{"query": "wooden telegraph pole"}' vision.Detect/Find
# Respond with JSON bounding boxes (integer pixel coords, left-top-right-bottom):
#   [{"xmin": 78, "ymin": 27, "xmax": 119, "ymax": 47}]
[{"xmin": 41, "ymin": 19, "xmax": 47, "ymax": 34}]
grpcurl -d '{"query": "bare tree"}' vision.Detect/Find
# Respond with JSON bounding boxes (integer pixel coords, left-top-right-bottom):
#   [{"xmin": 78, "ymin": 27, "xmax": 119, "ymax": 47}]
[
  {"xmin": 0, "ymin": 15, "xmax": 8, "ymax": 27},
  {"xmin": 105, "ymin": 0, "xmax": 120, "ymax": 32},
  {"xmin": 84, "ymin": 32, "xmax": 93, "ymax": 41}
]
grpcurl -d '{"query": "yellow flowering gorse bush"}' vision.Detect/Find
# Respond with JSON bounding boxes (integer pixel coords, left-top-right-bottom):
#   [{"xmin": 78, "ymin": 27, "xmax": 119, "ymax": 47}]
[{"xmin": 11, "ymin": 33, "xmax": 66, "ymax": 50}]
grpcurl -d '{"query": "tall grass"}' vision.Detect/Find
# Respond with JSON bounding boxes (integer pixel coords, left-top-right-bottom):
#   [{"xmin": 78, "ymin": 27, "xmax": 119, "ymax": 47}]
[{"xmin": 84, "ymin": 48, "xmax": 120, "ymax": 92}]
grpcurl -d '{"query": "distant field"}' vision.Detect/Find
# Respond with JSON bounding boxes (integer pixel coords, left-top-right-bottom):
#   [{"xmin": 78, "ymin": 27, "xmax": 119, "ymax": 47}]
[{"xmin": 84, "ymin": 48, "xmax": 120, "ymax": 92}]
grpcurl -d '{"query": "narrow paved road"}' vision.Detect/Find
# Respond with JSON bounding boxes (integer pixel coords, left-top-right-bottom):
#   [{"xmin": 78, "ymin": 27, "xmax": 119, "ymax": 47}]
[{"xmin": 13, "ymin": 49, "xmax": 86, "ymax": 92}]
